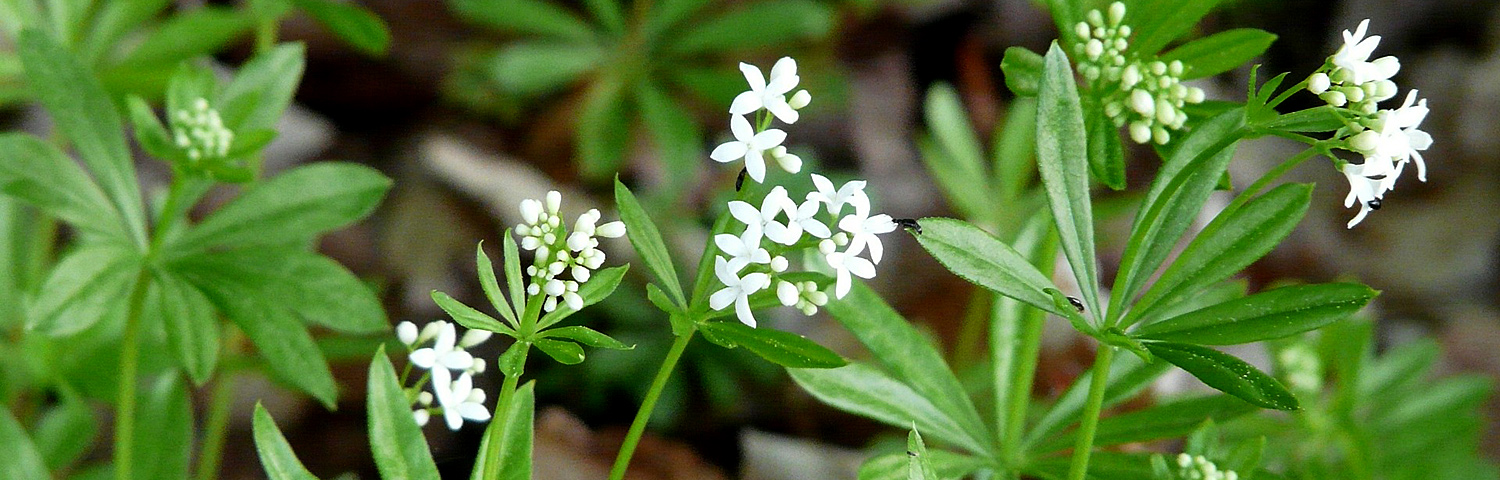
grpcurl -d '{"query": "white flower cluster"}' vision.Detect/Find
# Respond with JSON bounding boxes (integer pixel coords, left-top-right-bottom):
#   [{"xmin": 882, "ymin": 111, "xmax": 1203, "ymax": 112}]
[
  {"xmin": 1074, "ymin": 2, "xmax": 1206, "ymax": 145},
  {"xmin": 515, "ymin": 191, "xmax": 626, "ymax": 311},
  {"xmin": 709, "ymin": 58, "xmax": 899, "ymax": 328},
  {"xmin": 711, "ymin": 57, "xmax": 811, "ymax": 184},
  {"xmin": 1308, "ymin": 20, "xmax": 1432, "ymax": 228},
  {"xmin": 1173, "ymin": 453, "xmax": 1239, "ymax": 480},
  {"xmin": 397, "ymin": 320, "xmax": 492, "ymax": 430},
  {"xmin": 170, "ymin": 98, "xmax": 234, "ymax": 162}
]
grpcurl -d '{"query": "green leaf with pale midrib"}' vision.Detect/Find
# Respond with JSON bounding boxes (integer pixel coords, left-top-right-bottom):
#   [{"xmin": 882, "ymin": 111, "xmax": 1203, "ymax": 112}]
[
  {"xmin": 252, "ymin": 404, "xmax": 319, "ymax": 480},
  {"xmin": 536, "ymin": 264, "xmax": 629, "ymax": 329},
  {"xmin": 0, "ymin": 133, "xmax": 124, "ymax": 241},
  {"xmin": 27, "ymin": 244, "xmax": 140, "ymax": 336},
  {"xmin": 171, "ymin": 247, "xmax": 387, "ymax": 334},
  {"xmin": 132, "ymin": 374, "xmax": 193, "ymax": 480},
  {"xmin": 175, "ymin": 162, "xmax": 392, "ymax": 252},
  {"xmin": 187, "ymin": 272, "xmax": 338, "ymax": 409},
  {"xmin": 614, "ymin": 178, "xmax": 684, "ymax": 304},
  {"xmin": 1161, "ymin": 28, "xmax": 1278, "ymax": 80},
  {"xmin": 790, "ymin": 364, "xmax": 988, "ymax": 457},
  {"xmin": 1036, "ymin": 42, "xmax": 1101, "ymax": 316},
  {"xmin": 1034, "ymin": 395, "xmax": 1256, "ymax": 454},
  {"xmin": 367, "ymin": 346, "xmax": 441, "ymax": 479},
  {"xmin": 148, "ymin": 269, "xmax": 221, "ymax": 384},
  {"xmin": 1135, "ymin": 283, "xmax": 1375, "ymax": 345},
  {"xmin": 293, "ymin": 0, "xmax": 391, "ymax": 56},
  {"xmin": 699, "ymin": 321, "xmax": 844, "ymax": 368},
  {"xmin": 914, "ymin": 217, "xmax": 1063, "ymax": 316},
  {"xmin": 1144, "ymin": 341, "xmax": 1299, "ymax": 410}
]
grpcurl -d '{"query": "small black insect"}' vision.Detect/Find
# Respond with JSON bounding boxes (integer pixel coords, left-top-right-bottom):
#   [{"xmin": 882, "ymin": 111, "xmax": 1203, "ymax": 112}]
[
  {"xmin": 1066, "ymin": 296, "xmax": 1085, "ymax": 313},
  {"xmin": 907, "ymin": 450, "xmax": 918, "ymax": 457},
  {"xmin": 894, "ymin": 218, "xmax": 921, "ymax": 234},
  {"xmin": 1367, "ymin": 197, "xmax": 1382, "ymax": 210},
  {"xmin": 735, "ymin": 168, "xmax": 748, "ymax": 191}
]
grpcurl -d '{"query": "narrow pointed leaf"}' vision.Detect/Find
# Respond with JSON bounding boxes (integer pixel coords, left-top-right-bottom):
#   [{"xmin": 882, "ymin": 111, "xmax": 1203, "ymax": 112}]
[
  {"xmin": 0, "ymin": 410, "xmax": 47, "ymax": 480},
  {"xmin": 1036, "ymin": 43, "xmax": 1101, "ymax": 314},
  {"xmin": 537, "ymin": 264, "xmax": 628, "ymax": 329},
  {"xmin": 790, "ymin": 363, "xmax": 988, "ymax": 456},
  {"xmin": 614, "ymin": 178, "xmax": 684, "ymax": 304},
  {"xmin": 149, "ymin": 269, "xmax": 221, "ymax": 384},
  {"xmin": 1035, "ymin": 395, "xmax": 1256, "ymax": 453},
  {"xmin": 0, "ymin": 133, "xmax": 123, "ymax": 240},
  {"xmin": 534, "ymin": 338, "xmax": 585, "ymax": 365},
  {"xmin": 292, "ymin": 0, "xmax": 391, "ymax": 56},
  {"xmin": 489, "ymin": 41, "xmax": 603, "ymax": 96},
  {"xmin": 368, "ymin": 346, "xmax": 441, "ymax": 479},
  {"xmin": 30, "ymin": 400, "xmax": 95, "ymax": 471},
  {"xmin": 1129, "ymin": 183, "xmax": 1311, "ymax": 325},
  {"xmin": 27, "ymin": 244, "xmax": 139, "ymax": 336},
  {"xmin": 857, "ymin": 449, "xmax": 986, "ymax": 480},
  {"xmin": 1144, "ymin": 342, "xmax": 1299, "ymax": 410},
  {"xmin": 699, "ymin": 321, "xmax": 844, "ymax": 368},
  {"xmin": 576, "ymin": 78, "xmax": 630, "ymax": 180},
  {"xmin": 825, "ymin": 282, "xmax": 993, "ymax": 452},
  {"xmin": 475, "ymin": 243, "xmax": 519, "ymax": 327},
  {"xmin": 1128, "ymin": 0, "xmax": 1224, "ymax": 55},
  {"xmin": 1262, "ymin": 106, "xmax": 1344, "ymax": 133},
  {"xmin": 1000, "ymin": 46, "xmax": 1043, "ymax": 96},
  {"xmin": 503, "ymin": 229, "xmax": 525, "ymax": 321},
  {"xmin": 914, "ymin": 217, "xmax": 1064, "ymax": 316},
  {"xmin": 636, "ymin": 80, "xmax": 703, "ymax": 199},
  {"xmin": 432, "ymin": 290, "xmax": 513, "ymax": 335},
  {"xmin": 1161, "ymin": 28, "xmax": 1278, "ymax": 80},
  {"xmin": 470, "ymin": 381, "xmax": 534, "ymax": 480},
  {"xmin": 1136, "ymin": 283, "xmax": 1376, "ymax": 345},
  {"xmin": 18, "ymin": 29, "xmax": 146, "ymax": 244},
  {"xmin": 1086, "ymin": 105, "xmax": 1125, "ymax": 190},
  {"xmin": 540, "ymin": 326, "xmax": 631, "ymax": 350},
  {"xmin": 219, "ymin": 43, "xmax": 305, "ymax": 133},
  {"xmin": 116, "ymin": 7, "xmax": 252, "ymax": 67},
  {"xmin": 171, "ymin": 248, "xmax": 386, "ymax": 333},
  {"xmin": 907, "ymin": 429, "xmax": 939, "ymax": 480},
  {"xmin": 668, "ymin": 0, "xmax": 833, "ymax": 55},
  {"xmin": 132, "ymin": 374, "xmax": 193, "ymax": 480},
  {"xmin": 190, "ymin": 276, "xmax": 338, "ymax": 408},
  {"xmin": 921, "ymin": 83, "xmax": 992, "ymax": 218},
  {"xmin": 176, "ymin": 163, "xmax": 391, "ymax": 251},
  {"xmin": 252, "ymin": 404, "xmax": 319, "ymax": 480},
  {"xmin": 449, "ymin": 0, "xmax": 595, "ymax": 42}
]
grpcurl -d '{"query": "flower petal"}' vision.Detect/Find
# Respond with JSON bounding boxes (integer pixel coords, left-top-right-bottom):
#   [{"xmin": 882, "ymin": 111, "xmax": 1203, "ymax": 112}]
[
  {"xmin": 710, "ymin": 286, "xmax": 738, "ymax": 311},
  {"xmin": 710, "ymin": 141, "xmax": 748, "ymax": 163},
  {"xmin": 765, "ymin": 97, "xmax": 799, "ymax": 124},
  {"xmin": 730, "ymin": 91, "xmax": 762, "ymax": 115},
  {"xmin": 728, "ymin": 201, "xmax": 762, "ymax": 226},
  {"xmin": 739, "ymin": 62, "xmax": 766, "ymax": 92},
  {"xmin": 745, "ymin": 149, "xmax": 767, "ymax": 183},
  {"xmin": 752, "ymin": 129, "xmax": 787, "ymax": 150},
  {"xmin": 730, "ymin": 114, "xmax": 755, "ymax": 141},
  {"xmin": 734, "ymin": 295, "xmax": 757, "ymax": 327}
]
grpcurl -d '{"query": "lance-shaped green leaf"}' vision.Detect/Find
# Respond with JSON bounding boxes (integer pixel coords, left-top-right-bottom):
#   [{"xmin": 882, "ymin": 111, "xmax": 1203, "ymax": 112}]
[
  {"xmin": 915, "ymin": 217, "xmax": 1064, "ymax": 316},
  {"xmin": 27, "ymin": 244, "xmax": 140, "ymax": 336},
  {"xmin": 1025, "ymin": 353, "xmax": 1171, "ymax": 448},
  {"xmin": 77, "ymin": 0, "xmax": 173, "ymax": 65},
  {"xmin": 1128, "ymin": 183, "xmax": 1311, "ymax": 325},
  {"xmin": 503, "ymin": 229, "xmax": 526, "ymax": 320},
  {"xmin": 470, "ymin": 381, "xmax": 535, "ymax": 480},
  {"xmin": 906, "ymin": 429, "xmax": 939, "ymax": 480},
  {"xmin": 252, "ymin": 404, "xmax": 318, "ymax": 480},
  {"xmin": 176, "ymin": 162, "xmax": 391, "ymax": 251},
  {"xmin": 824, "ymin": 282, "xmax": 993, "ymax": 453},
  {"xmin": 475, "ymin": 242, "xmax": 519, "ymax": 327},
  {"xmin": 432, "ymin": 290, "xmax": 514, "ymax": 336},
  {"xmin": 1026, "ymin": 451, "xmax": 1158, "ymax": 480},
  {"xmin": 1034, "ymin": 395, "xmax": 1256, "ymax": 454},
  {"xmin": 189, "ymin": 276, "xmax": 338, "ymax": 408},
  {"xmin": 449, "ymin": 0, "xmax": 595, "ymax": 42},
  {"xmin": 1086, "ymin": 105, "xmax": 1125, "ymax": 190},
  {"xmin": 489, "ymin": 41, "xmax": 603, "ymax": 97},
  {"xmin": 920, "ymin": 83, "xmax": 992, "ymax": 219},
  {"xmin": 614, "ymin": 178, "xmax": 684, "ymax": 304},
  {"xmin": 0, "ymin": 409, "xmax": 47, "ymax": 480},
  {"xmin": 0, "ymin": 133, "xmax": 123, "ymax": 240},
  {"xmin": 537, "ymin": 264, "xmax": 629, "ymax": 329},
  {"xmin": 171, "ymin": 247, "xmax": 386, "ymax": 334},
  {"xmin": 1127, "ymin": 0, "xmax": 1224, "ymax": 55},
  {"xmin": 1110, "ymin": 110, "xmax": 1244, "ymax": 321},
  {"xmin": 132, "ymin": 374, "xmax": 193, "ymax": 480},
  {"xmin": 583, "ymin": 0, "xmax": 624, "ymax": 34},
  {"xmin": 116, "ymin": 7, "xmax": 252, "ymax": 67},
  {"xmin": 30, "ymin": 398, "xmax": 94, "ymax": 471},
  {"xmin": 1161, "ymin": 28, "xmax": 1278, "ymax": 80},
  {"xmin": 540, "ymin": 326, "xmax": 631, "ymax": 350},
  {"xmin": 857, "ymin": 448, "xmax": 986, "ymax": 480},
  {"xmin": 1036, "ymin": 43, "xmax": 1102, "ymax": 315},
  {"xmin": 790, "ymin": 363, "xmax": 988, "ymax": 456},
  {"xmin": 293, "ymin": 0, "xmax": 391, "ymax": 56},
  {"xmin": 148, "ymin": 269, "xmax": 221, "ymax": 384},
  {"xmin": 1135, "ymin": 283, "xmax": 1376, "ymax": 345},
  {"xmin": 1144, "ymin": 342, "xmax": 1299, "ymax": 410},
  {"xmin": 668, "ymin": 0, "xmax": 833, "ymax": 55},
  {"xmin": 699, "ymin": 321, "xmax": 844, "ymax": 368},
  {"xmin": 576, "ymin": 78, "xmax": 631, "ymax": 180},
  {"xmin": 368, "ymin": 346, "xmax": 441, "ymax": 479},
  {"xmin": 1001, "ymin": 46, "xmax": 1043, "ymax": 96},
  {"xmin": 18, "ymin": 29, "xmax": 147, "ymax": 245},
  {"xmin": 993, "ymin": 97, "xmax": 1039, "ymax": 200},
  {"xmin": 534, "ymin": 338, "xmax": 585, "ymax": 365},
  {"xmin": 1261, "ymin": 106, "xmax": 1345, "ymax": 133},
  {"xmin": 637, "ymin": 79, "xmax": 704, "ymax": 198},
  {"xmin": 220, "ymin": 43, "xmax": 305, "ymax": 133}
]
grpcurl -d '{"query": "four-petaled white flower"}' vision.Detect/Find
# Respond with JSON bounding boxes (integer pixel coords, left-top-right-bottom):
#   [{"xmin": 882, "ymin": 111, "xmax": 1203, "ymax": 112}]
[
  {"xmin": 1372, "ymin": 90, "xmax": 1432, "ymax": 181},
  {"xmin": 436, "ymin": 372, "xmax": 491, "ymax": 431},
  {"xmin": 807, "ymin": 173, "xmax": 869, "ymax": 215},
  {"xmin": 408, "ymin": 322, "xmax": 475, "ymax": 402},
  {"xmin": 730, "ymin": 57, "xmax": 801, "ymax": 124},
  {"xmin": 715, "ymin": 226, "xmax": 771, "ymax": 273},
  {"xmin": 710, "ymin": 256, "xmax": 772, "ymax": 327},
  {"xmin": 1332, "ymin": 19, "xmax": 1400, "ymax": 85},
  {"xmin": 825, "ymin": 250, "xmax": 876, "ymax": 299},
  {"xmin": 774, "ymin": 198, "xmax": 832, "ymax": 245},
  {"xmin": 710, "ymin": 115, "xmax": 787, "ymax": 183},
  {"xmin": 838, "ymin": 211, "xmax": 898, "ymax": 264},
  {"xmin": 730, "ymin": 186, "xmax": 796, "ymax": 241},
  {"xmin": 1341, "ymin": 161, "xmax": 1385, "ymax": 229}
]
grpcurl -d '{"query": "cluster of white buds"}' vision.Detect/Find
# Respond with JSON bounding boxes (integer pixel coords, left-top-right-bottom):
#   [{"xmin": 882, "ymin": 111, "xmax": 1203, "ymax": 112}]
[
  {"xmin": 1309, "ymin": 20, "xmax": 1432, "ymax": 228},
  {"xmin": 712, "ymin": 57, "xmax": 812, "ymax": 183},
  {"xmin": 709, "ymin": 57, "xmax": 899, "ymax": 328},
  {"xmin": 1073, "ymin": 2, "xmax": 1130, "ymax": 84},
  {"xmin": 515, "ymin": 191, "xmax": 626, "ymax": 312},
  {"xmin": 1174, "ymin": 454, "xmax": 1238, "ymax": 480},
  {"xmin": 397, "ymin": 320, "xmax": 492, "ymax": 430},
  {"xmin": 170, "ymin": 98, "xmax": 234, "ymax": 162},
  {"xmin": 1074, "ymin": 2, "xmax": 1206, "ymax": 145}
]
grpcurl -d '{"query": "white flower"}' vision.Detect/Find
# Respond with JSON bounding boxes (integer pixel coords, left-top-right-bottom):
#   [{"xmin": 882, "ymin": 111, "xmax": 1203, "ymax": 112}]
[
  {"xmin": 826, "ymin": 250, "xmax": 876, "ymax": 299},
  {"xmin": 710, "ymin": 115, "xmax": 787, "ymax": 183},
  {"xmin": 806, "ymin": 173, "xmax": 868, "ymax": 216},
  {"xmin": 730, "ymin": 186, "xmax": 794, "ymax": 238},
  {"xmin": 1332, "ymin": 19, "xmax": 1399, "ymax": 85},
  {"xmin": 769, "ymin": 146, "xmax": 802, "ymax": 174},
  {"xmin": 396, "ymin": 321, "xmax": 418, "ymax": 347},
  {"xmin": 709, "ymin": 256, "xmax": 771, "ymax": 327},
  {"xmin": 413, "ymin": 409, "xmax": 430, "ymax": 426},
  {"xmin": 729, "ymin": 57, "xmax": 801, "ymax": 124},
  {"xmin": 436, "ymin": 372, "xmax": 491, "ymax": 430},
  {"xmin": 1373, "ymin": 90, "xmax": 1432, "ymax": 181},
  {"xmin": 838, "ymin": 211, "xmax": 898, "ymax": 264},
  {"xmin": 770, "ymin": 198, "xmax": 832, "ymax": 245},
  {"xmin": 714, "ymin": 226, "xmax": 770, "ymax": 273},
  {"xmin": 409, "ymin": 322, "xmax": 475, "ymax": 398},
  {"xmin": 1341, "ymin": 161, "xmax": 1386, "ymax": 228}
]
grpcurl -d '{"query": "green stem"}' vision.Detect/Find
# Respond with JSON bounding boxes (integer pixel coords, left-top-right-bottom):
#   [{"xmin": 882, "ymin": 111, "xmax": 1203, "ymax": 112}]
[
  {"xmin": 1001, "ymin": 307, "xmax": 1045, "ymax": 472},
  {"xmin": 479, "ymin": 342, "xmax": 530, "ymax": 480},
  {"xmin": 193, "ymin": 371, "xmax": 236, "ymax": 480},
  {"xmin": 609, "ymin": 330, "xmax": 695, "ymax": 480},
  {"xmin": 113, "ymin": 268, "xmax": 153, "ymax": 480},
  {"xmin": 1066, "ymin": 345, "xmax": 1116, "ymax": 480},
  {"xmin": 254, "ymin": 19, "xmax": 277, "ymax": 55}
]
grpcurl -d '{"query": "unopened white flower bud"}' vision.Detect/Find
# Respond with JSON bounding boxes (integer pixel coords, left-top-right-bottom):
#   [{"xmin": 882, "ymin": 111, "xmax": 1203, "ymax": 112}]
[
  {"xmin": 418, "ymin": 391, "xmax": 433, "ymax": 405},
  {"xmin": 418, "ymin": 321, "xmax": 445, "ymax": 344},
  {"xmin": 1121, "ymin": 64, "xmax": 1141, "ymax": 88},
  {"xmin": 819, "ymin": 239, "xmax": 836, "ymax": 255},
  {"xmin": 396, "ymin": 321, "xmax": 418, "ymax": 346},
  {"xmin": 1155, "ymin": 98, "xmax": 1176, "ymax": 124},
  {"xmin": 789, "ymin": 89, "xmax": 811, "ymax": 109},
  {"xmin": 459, "ymin": 329, "xmax": 492, "ymax": 348},
  {"xmin": 1107, "ymin": 2, "xmax": 1125, "ymax": 25},
  {"xmin": 1349, "ymin": 130, "xmax": 1380, "ymax": 153},
  {"xmin": 1320, "ymin": 90, "xmax": 1347, "ymax": 107},
  {"xmin": 543, "ymin": 296, "xmax": 558, "ymax": 312},
  {"xmin": 471, "ymin": 358, "xmax": 487, "ymax": 373},
  {"xmin": 1342, "ymin": 85, "xmax": 1365, "ymax": 103},
  {"xmin": 1130, "ymin": 89, "xmax": 1155, "ymax": 116},
  {"xmin": 413, "ymin": 409, "xmax": 430, "ymax": 426},
  {"xmin": 1371, "ymin": 80, "xmax": 1397, "ymax": 101},
  {"xmin": 1087, "ymin": 9, "xmax": 1104, "ymax": 27},
  {"xmin": 545, "ymin": 191, "xmax": 562, "ymax": 214},
  {"xmin": 1168, "ymin": 60, "xmax": 1184, "ymax": 77},
  {"xmin": 596, "ymin": 221, "xmax": 626, "ymax": 238},
  {"xmin": 563, "ymin": 292, "xmax": 583, "ymax": 310},
  {"xmin": 1085, "ymin": 39, "xmax": 1104, "ymax": 60},
  {"xmin": 777, "ymin": 281, "xmax": 799, "ymax": 306},
  {"xmin": 545, "ymin": 279, "xmax": 565, "ymax": 297},
  {"xmin": 1152, "ymin": 125, "xmax": 1170, "ymax": 144},
  {"xmin": 1371, "ymin": 55, "xmax": 1400, "ymax": 80},
  {"xmin": 1185, "ymin": 86, "xmax": 1205, "ymax": 104},
  {"xmin": 770, "ymin": 256, "xmax": 789, "ymax": 272},
  {"xmin": 1074, "ymin": 22, "xmax": 1091, "ymax": 39},
  {"xmin": 1129, "ymin": 121, "xmax": 1152, "ymax": 143}
]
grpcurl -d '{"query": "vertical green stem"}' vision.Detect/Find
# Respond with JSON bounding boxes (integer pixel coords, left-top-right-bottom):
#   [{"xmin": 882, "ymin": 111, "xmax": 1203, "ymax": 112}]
[
  {"xmin": 113, "ymin": 268, "xmax": 153, "ymax": 480},
  {"xmin": 1066, "ymin": 345, "xmax": 1115, "ymax": 480},
  {"xmin": 1001, "ymin": 308, "xmax": 1045, "ymax": 474},
  {"xmin": 479, "ymin": 343, "xmax": 529, "ymax": 480},
  {"xmin": 193, "ymin": 371, "xmax": 236, "ymax": 480},
  {"xmin": 254, "ymin": 20, "xmax": 277, "ymax": 55},
  {"xmin": 609, "ymin": 330, "xmax": 695, "ymax": 480}
]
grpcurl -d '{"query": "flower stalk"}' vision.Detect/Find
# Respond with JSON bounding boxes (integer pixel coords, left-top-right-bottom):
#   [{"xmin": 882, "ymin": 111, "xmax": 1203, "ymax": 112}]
[
  {"xmin": 609, "ymin": 328, "xmax": 695, "ymax": 480},
  {"xmin": 1067, "ymin": 345, "xmax": 1116, "ymax": 480}
]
